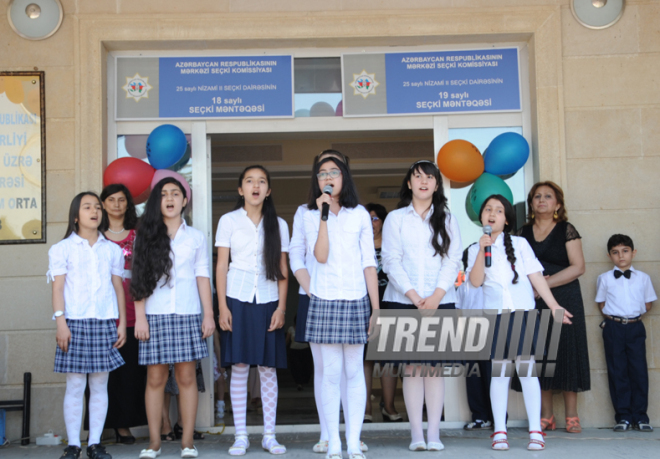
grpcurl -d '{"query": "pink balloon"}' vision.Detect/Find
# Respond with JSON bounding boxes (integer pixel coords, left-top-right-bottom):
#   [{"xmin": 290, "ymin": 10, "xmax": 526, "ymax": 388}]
[
  {"xmin": 124, "ymin": 135, "xmax": 149, "ymax": 159},
  {"xmin": 335, "ymin": 100, "xmax": 343, "ymax": 116},
  {"xmin": 150, "ymin": 169, "xmax": 192, "ymax": 202}
]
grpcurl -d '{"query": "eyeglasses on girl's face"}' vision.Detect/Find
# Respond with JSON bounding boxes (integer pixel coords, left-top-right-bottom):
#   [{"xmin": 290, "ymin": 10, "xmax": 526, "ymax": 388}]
[
  {"xmin": 316, "ymin": 169, "xmax": 342, "ymax": 181},
  {"xmin": 371, "ymin": 216, "xmax": 380, "ymax": 222}
]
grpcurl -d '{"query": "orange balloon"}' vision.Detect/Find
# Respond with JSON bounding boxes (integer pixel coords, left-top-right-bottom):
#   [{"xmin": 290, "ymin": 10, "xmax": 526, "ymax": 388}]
[
  {"xmin": 436, "ymin": 139, "xmax": 484, "ymax": 183},
  {"xmin": 0, "ymin": 77, "xmax": 5, "ymax": 95},
  {"xmin": 5, "ymin": 78, "xmax": 25, "ymax": 104}
]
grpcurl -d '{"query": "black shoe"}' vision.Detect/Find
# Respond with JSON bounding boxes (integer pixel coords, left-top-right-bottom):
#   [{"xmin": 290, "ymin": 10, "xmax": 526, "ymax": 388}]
[
  {"xmin": 87, "ymin": 444, "xmax": 111, "ymax": 459},
  {"xmin": 173, "ymin": 423, "xmax": 205, "ymax": 441},
  {"xmin": 114, "ymin": 429, "xmax": 136, "ymax": 445},
  {"xmin": 60, "ymin": 446, "xmax": 82, "ymax": 459}
]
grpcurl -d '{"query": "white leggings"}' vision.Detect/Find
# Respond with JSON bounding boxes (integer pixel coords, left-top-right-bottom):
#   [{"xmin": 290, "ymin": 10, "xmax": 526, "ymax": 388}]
[
  {"xmin": 490, "ymin": 357, "xmax": 541, "ymax": 433},
  {"xmin": 63, "ymin": 373, "xmax": 109, "ymax": 447},
  {"xmin": 313, "ymin": 343, "xmax": 365, "ymax": 456},
  {"xmin": 402, "ymin": 366, "xmax": 445, "ymax": 444}
]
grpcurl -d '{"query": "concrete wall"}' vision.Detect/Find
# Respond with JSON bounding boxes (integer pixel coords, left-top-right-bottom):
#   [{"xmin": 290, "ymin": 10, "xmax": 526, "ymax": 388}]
[{"xmin": 1, "ymin": 0, "xmax": 659, "ymax": 440}]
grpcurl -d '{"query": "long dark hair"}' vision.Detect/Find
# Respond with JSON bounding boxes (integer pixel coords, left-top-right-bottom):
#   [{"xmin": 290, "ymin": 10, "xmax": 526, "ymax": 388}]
[
  {"xmin": 307, "ymin": 150, "xmax": 349, "ymax": 205},
  {"xmin": 307, "ymin": 156, "xmax": 359, "ymax": 210},
  {"xmin": 396, "ymin": 160, "xmax": 450, "ymax": 257},
  {"xmin": 131, "ymin": 177, "xmax": 187, "ymax": 301},
  {"xmin": 100, "ymin": 183, "xmax": 138, "ymax": 232},
  {"xmin": 479, "ymin": 194, "xmax": 518, "ymax": 284},
  {"xmin": 63, "ymin": 192, "xmax": 102, "ymax": 239},
  {"xmin": 234, "ymin": 165, "xmax": 285, "ymax": 282}
]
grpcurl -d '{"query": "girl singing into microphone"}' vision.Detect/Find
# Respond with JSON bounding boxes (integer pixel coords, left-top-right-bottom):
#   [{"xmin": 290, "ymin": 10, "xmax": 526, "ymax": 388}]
[
  {"xmin": 467, "ymin": 195, "xmax": 572, "ymax": 452},
  {"xmin": 303, "ymin": 156, "xmax": 379, "ymax": 459}
]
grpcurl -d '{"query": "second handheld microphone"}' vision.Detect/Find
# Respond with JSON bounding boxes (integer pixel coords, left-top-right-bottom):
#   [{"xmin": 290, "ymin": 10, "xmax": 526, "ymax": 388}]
[
  {"xmin": 321, "ymin": 185, "xmax": 333, "ymax": 221},
  {"xmin": 483, "ymin": 225, "xmax": 492, "ymax": 268}
]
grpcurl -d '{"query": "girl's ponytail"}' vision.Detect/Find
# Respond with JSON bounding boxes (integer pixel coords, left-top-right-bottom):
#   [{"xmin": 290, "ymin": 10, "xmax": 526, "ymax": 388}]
[{"xmin": 503, "ymin": 232, "xmax": 519, "ymax": 284}]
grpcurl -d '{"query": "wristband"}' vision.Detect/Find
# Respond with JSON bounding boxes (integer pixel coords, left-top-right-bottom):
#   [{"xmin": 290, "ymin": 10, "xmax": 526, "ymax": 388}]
[
  {"xmin": 275, "ymin": 308, "xmax": 285, "ymax": 314},
  {"xmin": 52, "ymin": 310, "xmax": 64, "ymax": 320}
]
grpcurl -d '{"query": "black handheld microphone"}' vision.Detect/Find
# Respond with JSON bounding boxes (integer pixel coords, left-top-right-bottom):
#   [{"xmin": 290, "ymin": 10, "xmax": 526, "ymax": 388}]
[
  {"xmin": 483, "ymin": 225, "xmax": 492, "ymax": 268},
  {"xmin": 321, "ymin": 185, "xmax": 333, "ymax": 221}
]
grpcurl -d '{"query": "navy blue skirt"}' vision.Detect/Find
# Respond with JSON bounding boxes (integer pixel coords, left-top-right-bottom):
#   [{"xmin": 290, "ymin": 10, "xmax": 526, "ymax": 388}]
[
  {"xmin": 490, "ymin": 310, "xmax": 540, "ymax": 360},
  {"xmin": 54, "ymin": 319, "xmax": 125, "ymax": 374},
  {"xmin": 380, "ymin": 301, "xmax": 456, "ymax": 366},
  {"xmin": 220, "ymin": 297, "xmax": 287, "ymax": 369},
  {"xmin": 294, "ymin": 294, "xmax": 310, "ymax": 344}
]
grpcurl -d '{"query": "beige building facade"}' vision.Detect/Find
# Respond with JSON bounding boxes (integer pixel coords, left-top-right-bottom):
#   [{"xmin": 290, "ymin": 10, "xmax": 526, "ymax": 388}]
[{"xmin": 1, "ymin": 0, "xmax": 660, "ymax": 441}]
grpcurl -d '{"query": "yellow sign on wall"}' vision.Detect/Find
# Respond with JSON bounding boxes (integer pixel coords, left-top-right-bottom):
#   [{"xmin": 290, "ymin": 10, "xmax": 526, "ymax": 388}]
[{"xmin": 0, "ymin": 72, "xmax": 46, "ymax": 244}]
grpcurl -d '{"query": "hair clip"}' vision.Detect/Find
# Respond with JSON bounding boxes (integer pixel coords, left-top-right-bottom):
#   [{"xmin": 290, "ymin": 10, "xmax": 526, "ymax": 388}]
[{"xmin": 409, "ymin": 160, "xmax": 437, "ymax": 170}]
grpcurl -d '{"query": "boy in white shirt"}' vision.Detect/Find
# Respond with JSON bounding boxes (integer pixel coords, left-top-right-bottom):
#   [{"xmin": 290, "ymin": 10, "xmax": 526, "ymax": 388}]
[{"xmin": 596, "ymin": 234, "xmax": 656, "ymax": 432}]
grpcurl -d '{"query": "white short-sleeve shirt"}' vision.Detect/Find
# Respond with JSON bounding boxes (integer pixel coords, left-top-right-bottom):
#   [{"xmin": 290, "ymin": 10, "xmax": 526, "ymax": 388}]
[
  {"xmin": 466, "ymin": 233, "xmax": 543, "ymax": 312},
  {"xmin": 141, "ymin": 220, "xmax": 210, "ymax": 315},
  {"xmin": 304, "ymin": 204, "xmax": 377, "ymax": 301},
  {"xmin": 595, "ymin": 266, "xmax": 657, "ymax": 318},
  {"xmin": 47, "ymin": 232, "xmax": 124, "ymax": 320},
  {"xmin": 381, "ymin": 205, "xmax": 462, "ymax": 305},
  {"xmin": 215, "ymin": 208, "xmax": 290, "ymax": 304},
  {"xmin": 455, "ymin": 282, "xmax": 484, "ymax": 310},
  {"xmin": 289, "ymin": 204, "xmax": 313, "ymax": 295}
]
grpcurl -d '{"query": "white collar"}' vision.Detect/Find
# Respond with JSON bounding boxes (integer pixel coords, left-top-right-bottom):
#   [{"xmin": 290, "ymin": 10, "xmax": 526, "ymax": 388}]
[{"xmin": 405, "ymin": 202, "xmax": 434, "ymax": 221}]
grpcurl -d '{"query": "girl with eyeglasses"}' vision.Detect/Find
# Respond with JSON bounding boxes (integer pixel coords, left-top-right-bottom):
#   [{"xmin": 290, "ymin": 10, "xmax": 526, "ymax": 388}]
[
  {"xmin": 303, "ymin": 155, "xmax": 379, "ymax": 459},
  {"xmin": 381, "ymin": 160, "xmax": 463, "ymax": 451},
  {"xmin": 289, "ymin": 150, "xmax": 368, "ymax": 454}
]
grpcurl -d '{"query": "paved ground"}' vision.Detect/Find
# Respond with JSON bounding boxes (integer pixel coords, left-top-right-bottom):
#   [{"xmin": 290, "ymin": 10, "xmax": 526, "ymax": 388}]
[{"xmin": 2, "ymin": 427, "xmax": 659, "ymax": 459}]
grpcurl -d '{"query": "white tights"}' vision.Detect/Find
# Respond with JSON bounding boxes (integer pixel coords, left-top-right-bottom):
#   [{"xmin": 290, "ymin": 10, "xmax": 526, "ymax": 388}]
[
  {"xmin": 63, "ymin": 372, "xmax": 109, "ymax": 447},
  {"xmin": 314, "ymin": 343, "xmax": 365, "ymax": 456},
  {"xmin": 230, "ymin": 364, "xmax": 280, "ymax": 436},
  {"xmin": 310, "ymin": 343, "xmax": 352, "ymax": 443},
  {"xmin": 490, "ymin": 358, "xmax": 541, "ymax": 436},
  {"xmin": 402, "ymin": 365, "xmax": 445, "ymax": 444}
]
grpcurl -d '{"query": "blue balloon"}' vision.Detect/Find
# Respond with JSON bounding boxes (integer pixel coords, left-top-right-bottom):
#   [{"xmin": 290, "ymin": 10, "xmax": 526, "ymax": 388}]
[
  {"xmin": 483, "ymin": 132, "xmax": 530, "ymax": 176},
  {"xmin": 147, "ymin": 125, "xmax": 188, "ymax": 170}
]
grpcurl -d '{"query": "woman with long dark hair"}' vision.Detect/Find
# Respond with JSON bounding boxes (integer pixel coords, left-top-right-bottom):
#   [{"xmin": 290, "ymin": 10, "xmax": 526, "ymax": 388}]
[
  {"xmin": 84, "ymin": 184, "xmax": 146, "ymax": 444},
  {"xmin": 216, "ymin": 165, "xmax": 290, "ymax": 456},
  {"xmin": 132, "ymin": 177, "xmax": 215, "ymax": 459},
  {"xmin": 381, "ymin": 160, "xmax": 462, "ymax": 451},
  {"xmin": 303, "ymin": 156, "xmax": 379, "ymax": 459}
]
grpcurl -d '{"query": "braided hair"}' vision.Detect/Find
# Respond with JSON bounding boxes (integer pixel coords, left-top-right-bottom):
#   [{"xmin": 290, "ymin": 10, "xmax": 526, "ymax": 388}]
[{"xmin": 480, "ymin": 194, "xmax": 518, "ymax": 284}]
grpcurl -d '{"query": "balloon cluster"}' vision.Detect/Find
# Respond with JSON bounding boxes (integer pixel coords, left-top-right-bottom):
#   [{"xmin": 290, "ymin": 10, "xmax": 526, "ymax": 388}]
[
  {"xmin": 436, "ymin": 132, "xmax": 529, "ymax": 226},
  {"xmin": 103, "ymin": 125, "xmax": 192, "ymax": 204}
]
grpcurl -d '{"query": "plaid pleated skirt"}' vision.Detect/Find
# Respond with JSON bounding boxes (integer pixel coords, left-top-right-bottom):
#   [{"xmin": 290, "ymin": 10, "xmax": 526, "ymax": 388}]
[
  {"xmin": 54, "ymin": 319, "xmax": 125, "ymax": 374},
  {"xmin": 490, "ymin": 310, "xmax": 540, "ymax": 360},
  {"xmin": 138, "ymin": 314, "xmax": 209, "ymax": 366},
  {"xmin": 305, "ymin": 295, "xmax": 370, "ymax": 345}
]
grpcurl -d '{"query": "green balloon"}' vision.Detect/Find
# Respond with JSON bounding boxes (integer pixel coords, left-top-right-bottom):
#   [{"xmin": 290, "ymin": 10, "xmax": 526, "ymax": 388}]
[
  {"xmin": 468, "ymin": 173, "xmax": 514, "ymax": 224},
  {"xmin": 465, "ymin": 190, "xmax": 480, "ymax": 225}
]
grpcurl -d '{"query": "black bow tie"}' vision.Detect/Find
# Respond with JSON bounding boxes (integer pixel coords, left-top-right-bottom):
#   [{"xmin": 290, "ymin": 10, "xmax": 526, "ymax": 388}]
[{"xmin": 614, "ymin": 270, "xmax": 632, "ymax": 279}]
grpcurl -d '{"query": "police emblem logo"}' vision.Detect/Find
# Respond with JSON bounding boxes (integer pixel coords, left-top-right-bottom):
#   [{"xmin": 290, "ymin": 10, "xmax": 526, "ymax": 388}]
[
  {"xmin": 122, "ymin": 73, "xmax": 153, "ymax": 102},
  {"xmin": 349, "ymin": 70, "xmax": 379, "ymax": 99}
]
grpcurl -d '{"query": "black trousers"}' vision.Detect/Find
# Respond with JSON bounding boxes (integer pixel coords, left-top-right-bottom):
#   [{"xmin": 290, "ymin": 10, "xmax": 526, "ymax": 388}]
[
  {"xmin": 602, "ymin": 320, "xmax": 649, "ymax": 424},
  {"xmin": 465, "ymin": 360, "xmax": 493, "ymax": 423}
]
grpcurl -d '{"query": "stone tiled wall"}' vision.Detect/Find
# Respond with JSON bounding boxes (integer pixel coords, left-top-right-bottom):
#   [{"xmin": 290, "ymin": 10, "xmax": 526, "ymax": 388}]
[{"xmin": 1, "ymin": 0, "xmax": 659, "ymax": 440}]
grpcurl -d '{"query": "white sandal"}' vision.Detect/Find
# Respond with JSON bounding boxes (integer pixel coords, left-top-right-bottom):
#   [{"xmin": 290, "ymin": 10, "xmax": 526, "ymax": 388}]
[
  {"xmin": 313, "ymin": 440, "xmax": 329, "ymax": 453},
  {"xmin": 262, "ymin": 433, "xmax": 286, "ymax": 455},
  {"xmin": 139, "ymin": 449, "xmax": 161, "ymax": 459},
  {"xmin": 229, "ymin": 434, "xmax": 250, "ymax": 456}
]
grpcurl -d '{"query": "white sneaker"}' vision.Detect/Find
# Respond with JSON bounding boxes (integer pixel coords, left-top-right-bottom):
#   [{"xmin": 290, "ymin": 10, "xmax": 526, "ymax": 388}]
[{"xmin": 139, "ymin": 449, "xmax": 161, "ymax": 459}]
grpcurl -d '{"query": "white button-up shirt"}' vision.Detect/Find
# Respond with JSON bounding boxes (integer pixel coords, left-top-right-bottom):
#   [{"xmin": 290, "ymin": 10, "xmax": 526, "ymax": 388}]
[
  {"xmin": 466, "ymin": 234, "xmax": 543, "ymax": 312},
  {"xmin": 595, "ymin": 266, "xmax": 657, "ymax": 318},
  {"xmin": 142, "ymin": 221, "xmax": 210, "ymax": 315},
  {"xmin": 382, "ymin": 205, "xmax": 462, "ymax": 305},
  {"xmin": 290, "ymin": 204, "xmax": 314, "ymax": 295},
  {"xmin": 304, "ymin": 204, "xmax": 377, "ymax": 301},
  {"xmin": 215, "ymin": 208, "xmax": 290, "ymax": 304},
  {"xmin": 455, "ymin": 282, "xmax": 484, "ymax": 310},
  {"xmin": 47, "ymin": 232, "xmax": 124, "ymax": 320}
]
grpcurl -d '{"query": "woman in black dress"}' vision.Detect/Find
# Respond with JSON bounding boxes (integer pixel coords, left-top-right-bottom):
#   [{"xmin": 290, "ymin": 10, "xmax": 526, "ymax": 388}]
[{"xmin": 519, "ymin": 181, "xmax": 590, "ymax": 433}]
